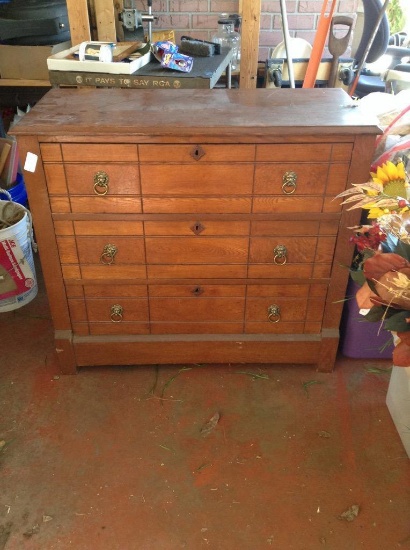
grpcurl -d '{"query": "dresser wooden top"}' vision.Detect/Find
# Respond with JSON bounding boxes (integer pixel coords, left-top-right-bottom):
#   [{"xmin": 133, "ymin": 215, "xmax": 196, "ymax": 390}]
[{"xmin": 11, "ymin": 88, "xmax": 380, "ymax": 138}]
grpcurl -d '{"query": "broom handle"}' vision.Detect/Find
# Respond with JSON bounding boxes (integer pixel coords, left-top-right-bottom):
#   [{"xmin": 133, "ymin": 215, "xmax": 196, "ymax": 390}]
[
  {"xmin": 279, "ymin": 0, "xmax": 295, "ymax": 88},
  {"xmin": 303, "ymin": 0, "xmax": 337, "ymax": 88},
  {"xmin": 348, "ymin": 0, "xmax": 390, "ymax": 97}
]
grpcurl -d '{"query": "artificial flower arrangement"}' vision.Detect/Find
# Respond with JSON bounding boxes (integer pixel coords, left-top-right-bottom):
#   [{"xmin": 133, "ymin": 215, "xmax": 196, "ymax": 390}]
[{"xmin": 336, "ymin": 158, "xmax": 410, "ymax": 367}]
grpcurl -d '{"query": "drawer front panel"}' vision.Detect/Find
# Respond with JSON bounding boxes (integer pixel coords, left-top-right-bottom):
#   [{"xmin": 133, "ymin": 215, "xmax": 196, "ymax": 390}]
[
  {"xmin": 65, "ymin": 164, "xmax": 140, "ymax": 195},
  {"xmin": 147, "ymin": 264, "xmax": 247, "ymax": 279},
  {"xmin": 40, "ymin": 143, "xmax": 62, "ymax": 162},
  {"xmin": 76, "ymin": 236, "xmax": 145, "ymax": 265},
  {"xmin": 252, "ymin": 196, "xmax": 323, "ymax": 213},
  {"xmin": 139, "ymin": 144, "xmax": 255, "ymax": 163},
  {"xmin": 245, "ymin": 297, "xmax": 326, "ymax": 333},
  {"xmin": 57, "ymin": 236, "xmax": 146, "ymax": 280},
  {"xmin": 87, "ymin": 298, "xmax": 149, "ymax": 322},
  {"xmin": 73, "ymin": 221, "xmax": 143, "ymax": 236},
  {"xmin": 248, "ymin": 237, "xmax": 335, "ymax": 278},
  {"xmin": 140, "ymin": 165, "xmax": 254, "ymax": 194},
  {"xmin": 256, "ymin": 144, "xmax": 332, "ymax": 162},
  {"xmin": 150, "ymin": 297, "xmax": 245, "ymax": 322},
  {"xmin": 254, "ymin": 163, "xmax": 329, "ymax": 195},
  {"xmin": 57, "ymin": 236, "xmax": 145, "ymax": 265},
  {"xmin": 245, "ymin": 284, "xmax": 327, "ymax": 334},
  {"xmin": 150, "ymin": 284, "xmax": 245, "ymax": 333},
  {"xmin": 143, "ymin": 197, "xmax": 252, "ymax": 214},
  {"xmin": 251, "ymin": 220, "xmax": 339, "ymax": 236},
  {"xmin": 45, "ymin": 164, "xmax": 68, "ymax": 194},
  {"xmin": 62, "ymin": 144, "xmax": 139, "ymax": 162},
  {"xmin": 145, "ymin": 237, "xmax": 249, "ymax": 265},
  {"xmin": 84, "ymin": 285, "xmax": 147, "ymax": 298},
  {"xmin": 250, "ymin": 237, "xmax": 317, "ymax": 264},
  {"xmin": 67, "ymin": 285, "xmax": 149, "ymax": 335},
  {"xmin": 70, "ymin": 196, "xmax": 142, "ymax": 214}
]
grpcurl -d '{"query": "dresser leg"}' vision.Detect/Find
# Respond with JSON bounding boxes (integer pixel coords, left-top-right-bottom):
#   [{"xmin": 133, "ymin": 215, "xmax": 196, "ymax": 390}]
[
  {"xmin": 54, "ymin": 332, "xmax": 77, "ymax": 375},
  {"xmin": 317, "ymin": 337, "xmax": 339, "ymax": 373}
]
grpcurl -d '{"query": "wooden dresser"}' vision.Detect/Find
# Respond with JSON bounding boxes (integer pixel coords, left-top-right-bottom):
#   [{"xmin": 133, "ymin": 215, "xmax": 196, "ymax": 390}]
[{"xmin": 12, "ymin": 88, "xmax": 379, "ymax": 374}]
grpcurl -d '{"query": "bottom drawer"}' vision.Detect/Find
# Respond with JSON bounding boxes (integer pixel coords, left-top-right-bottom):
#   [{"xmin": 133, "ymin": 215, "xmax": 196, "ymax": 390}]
[{"xmin": 66, "ymin": 283, "xmax": 327, "ymax": 336}]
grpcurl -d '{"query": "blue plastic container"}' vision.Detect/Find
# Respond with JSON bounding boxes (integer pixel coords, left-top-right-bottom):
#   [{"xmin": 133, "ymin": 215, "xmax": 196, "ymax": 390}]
[{"xmin": 0, "ymin": 173, "xmax": 28, "ymax": 206}]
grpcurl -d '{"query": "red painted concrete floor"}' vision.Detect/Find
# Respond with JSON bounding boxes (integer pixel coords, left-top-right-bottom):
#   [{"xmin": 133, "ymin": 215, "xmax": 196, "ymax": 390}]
[{"xmin": 1, "ymin": 262, "xmax": 409, "ymax": 550}]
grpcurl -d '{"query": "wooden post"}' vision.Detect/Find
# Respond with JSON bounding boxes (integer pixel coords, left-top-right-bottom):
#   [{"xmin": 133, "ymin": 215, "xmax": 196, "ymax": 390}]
[
  {"xmin": 94, "ymin": 0, "xmax": 117, "ymax": 41},
  {"xmin": 114, "ymin": 0, "xmax": 125, "ymax": 42},
  {"xmin": 239, "ymin": 0, "xmax": 261, "ymax": 89},
  {"xmin": 66, "ymin": 0, "xmax": 91, "ymax": 45}
]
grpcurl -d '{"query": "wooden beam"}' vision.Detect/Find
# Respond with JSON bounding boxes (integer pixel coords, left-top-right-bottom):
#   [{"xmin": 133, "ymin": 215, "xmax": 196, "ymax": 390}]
[
  {"xmin": 94, "ymin": 0, "xmax": 117, "ymax": 41},
  {"xmin": 66, "ymin": 0, "xmax": 91, "ymax": 45},
  {"xmin": 114, "ymin": 0, "xmax": 125, "ymax": 42},
  {"xmin": 239, "ymin": 0, "xmax": 261, "ymax": 89}
]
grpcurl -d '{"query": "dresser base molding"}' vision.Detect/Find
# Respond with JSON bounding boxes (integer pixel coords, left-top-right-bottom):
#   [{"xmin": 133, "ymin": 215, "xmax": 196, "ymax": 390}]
[{"xmin": 51, "ymin": 331, "xmax": 340, "ymax": 374}]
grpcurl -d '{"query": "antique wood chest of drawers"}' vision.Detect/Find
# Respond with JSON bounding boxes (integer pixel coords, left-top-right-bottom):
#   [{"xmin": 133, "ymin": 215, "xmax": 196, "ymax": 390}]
[{"xmin": 12, "ymin": 88, "xmax": 379, "ymax": 373}]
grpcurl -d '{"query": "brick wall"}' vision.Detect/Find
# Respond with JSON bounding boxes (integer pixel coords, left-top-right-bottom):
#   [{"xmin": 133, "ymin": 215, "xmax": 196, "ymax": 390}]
[{"xmin": 135, "ymin": 0, "xmax": 359, "ymax": 60}]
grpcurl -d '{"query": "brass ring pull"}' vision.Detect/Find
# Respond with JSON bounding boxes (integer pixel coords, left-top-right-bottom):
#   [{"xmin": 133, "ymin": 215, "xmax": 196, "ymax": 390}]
[
  {"xmin": 100, "ymin": 244, "xmax": 118, "ymax": 265},
  {"xmin": 268, "ymin": 304, "xmax": 281, "ymax": 323},
  {"xmin": 93, "ymin": 171, "xmax": 110, "ymax": 195},
  {"xmin": 273, "ymin": 244, "xmax": 287, "ymax": 265},
  {"xmin": 282, "ymin": 171, "xmax": 297, "ymax": 194},
  {"xmin": 110, "ymin": 304, "xmax": 123, "ymax": 323}
]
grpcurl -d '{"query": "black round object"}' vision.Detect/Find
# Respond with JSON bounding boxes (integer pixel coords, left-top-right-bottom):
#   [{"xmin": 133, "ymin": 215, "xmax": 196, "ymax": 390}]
[
  {"xmin": 354, "ymin": 0, "xmax": 390, "ymax": 65},
  {"xmin": 0, "ymin": 0, "xmax": 70, "ymax": 45}
]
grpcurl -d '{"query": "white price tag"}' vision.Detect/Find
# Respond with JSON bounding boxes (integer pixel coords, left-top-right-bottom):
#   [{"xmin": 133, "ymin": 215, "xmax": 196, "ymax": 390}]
[{"xmin": 24, "ymin": 152, "xmax": 38, "ymax": 173}]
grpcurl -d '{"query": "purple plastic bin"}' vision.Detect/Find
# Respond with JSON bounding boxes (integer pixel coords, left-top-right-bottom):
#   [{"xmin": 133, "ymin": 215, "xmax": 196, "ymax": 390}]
[{"xmin": 339, "ymin": 279, "xmax": 394, "ymax": 359}]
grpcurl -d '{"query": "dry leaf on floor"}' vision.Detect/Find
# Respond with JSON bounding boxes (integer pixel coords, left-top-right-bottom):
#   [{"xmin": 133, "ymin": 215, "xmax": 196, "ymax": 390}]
[
  {"xmin": 338, "ymin": 504, "xmax": 360, "ymax": 521},
  {"xmin": 200, "ymin": 412, "xmax": 220, "ymax": 437}
]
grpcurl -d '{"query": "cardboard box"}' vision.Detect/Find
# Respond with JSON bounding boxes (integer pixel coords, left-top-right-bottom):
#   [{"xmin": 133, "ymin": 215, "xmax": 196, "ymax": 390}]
[
  {"xmin": 0, "ymin": 41, "xmax": 71, "ymax": 80},
  {"xmin": 386, "ymin": 366, "xmax": 410, "ymax": 458},
  {"xmin": 47, "ymin": 44, "xmax": 152, "ymax": 75}
]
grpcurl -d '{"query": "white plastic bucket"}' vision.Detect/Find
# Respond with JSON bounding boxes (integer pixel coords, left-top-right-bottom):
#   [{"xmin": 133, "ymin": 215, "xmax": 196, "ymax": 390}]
[{"xmin": 0, "ymin": 199, "xmax": 38, "ymax": 312}]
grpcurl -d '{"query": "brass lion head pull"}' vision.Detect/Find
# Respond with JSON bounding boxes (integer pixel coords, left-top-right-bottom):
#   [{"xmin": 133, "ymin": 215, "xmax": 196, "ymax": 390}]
[
  {"xmin": 282, "ymin": 171, "xmax": 297, "ymax": 194},
  {"xmin": 267, "ymin": 304, "xmax": 281, "ymax": 323},
  {"xmin": 93, "ymin": 171, "xmax": 110, "ymax": 195},
  {"xmin": 100, "ymin": 244, "xmax": 118, "ymax": 265},
  {"xmin": 273, "ymin": 244, "xmax": 287, "ymax": 265},
  {"xmin": 110, "ymin": 304, "xmax": 123, "ymax": 323}
]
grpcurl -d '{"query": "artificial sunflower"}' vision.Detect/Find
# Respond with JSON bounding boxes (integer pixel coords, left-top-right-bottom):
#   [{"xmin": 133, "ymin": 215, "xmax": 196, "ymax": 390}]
[{"xmin": 336, "ymin": 160, "xmax": 410, "ymax": 217}]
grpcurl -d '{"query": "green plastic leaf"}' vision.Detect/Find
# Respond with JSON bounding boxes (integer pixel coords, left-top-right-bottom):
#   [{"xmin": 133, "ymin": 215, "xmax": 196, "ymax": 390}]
[
  {"xmin": 363, "ymin": 306, "xmax": 386, "ymax": 322},
  {"xmin": 384, "ymin": 310, "xmax": 410, "ymax": 332},
  {"xmin": 394, "ymin": 240, "xmax": 410, "ymax": 262},
  {"xmin": 367, "ymin": 278, "xmax": 378, "ymax": 294},
  {"xmin": 350, "ymin": 269, "xmax": 366, "ymax": 285}
]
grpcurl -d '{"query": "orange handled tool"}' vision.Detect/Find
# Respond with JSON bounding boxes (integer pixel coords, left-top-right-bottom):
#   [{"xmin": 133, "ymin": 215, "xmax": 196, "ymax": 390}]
[{"xmin": 303, "ymin": 0, "xmax": 337, "ymax": 88}]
